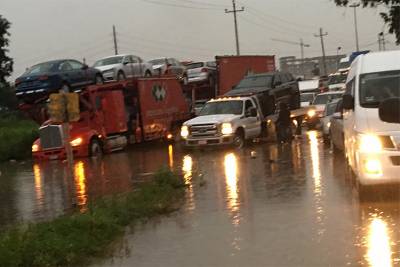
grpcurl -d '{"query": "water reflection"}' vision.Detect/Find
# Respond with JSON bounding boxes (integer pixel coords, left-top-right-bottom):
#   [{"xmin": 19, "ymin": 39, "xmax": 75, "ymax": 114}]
[
  {"xmin": 224, "ymin": 153, "xmax": 240, "ymax": 217},
  {"xmin": 74, "ymin": 161, "xmax": 87, "ymax": 210},
  {"xmin": 182, "ymin": 154, "xmax": 195, "ymax": 211},
  {"xmin": 168, "ymin": 145, "xmax": 174, "ymax": 169},
  {"xmin": 308, "ymin": 131, "xmax": 325, "ymax": 237},
  {"xmin": 33, "ymin": 164, "xmax": 44, "ymax": 207},
  {"xmin": 366, "ymin": 216, "xmax": 393, "ymax": 267}
]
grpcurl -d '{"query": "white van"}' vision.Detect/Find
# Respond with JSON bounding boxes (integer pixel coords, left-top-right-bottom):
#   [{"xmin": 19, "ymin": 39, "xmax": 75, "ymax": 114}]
[{"xmin": 342, "ymin": 51, "xmax": 400, "ymax": 195}]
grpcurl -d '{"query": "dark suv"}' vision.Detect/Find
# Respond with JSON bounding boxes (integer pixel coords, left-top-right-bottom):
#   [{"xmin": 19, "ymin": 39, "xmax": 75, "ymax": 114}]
[{"xmin": 225, "ymin": 71, "xmax": 300, "ymax": 117}]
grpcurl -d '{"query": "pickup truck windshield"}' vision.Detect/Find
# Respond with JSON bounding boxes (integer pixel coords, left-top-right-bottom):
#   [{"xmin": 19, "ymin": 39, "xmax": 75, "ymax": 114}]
[
  {"xmin": 235, "ymin": 75, "xmax": 273, "ymax": 89},
  {"xmin": 360, "ymin": 70, "xmax": 400, "ymax": 108},
  {"xmin": 199, "ymin": 101, "xmax": 243, "ymax": 116}
]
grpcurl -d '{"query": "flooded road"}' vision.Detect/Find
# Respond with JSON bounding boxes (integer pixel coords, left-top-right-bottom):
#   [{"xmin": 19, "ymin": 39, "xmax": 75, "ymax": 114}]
[{"xmin": 1, "ymin": 132, "xmax": 400, "ymax": 266}]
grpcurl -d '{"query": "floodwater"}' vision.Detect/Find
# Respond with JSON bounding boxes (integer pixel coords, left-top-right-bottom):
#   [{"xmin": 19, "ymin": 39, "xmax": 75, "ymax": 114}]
[{"xmin": 1, "ymin": 132, "xmax": 400, "ymax": 266}]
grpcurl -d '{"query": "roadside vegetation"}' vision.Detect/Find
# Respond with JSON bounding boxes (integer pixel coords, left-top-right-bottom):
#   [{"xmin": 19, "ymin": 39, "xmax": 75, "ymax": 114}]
[
  {"xmin": 0, "ymin": 113, "xmax": 38, "ymax": 162},
  {"xmin": 0, "ymin": 168, "xmax": 185, "ymax": 267}
]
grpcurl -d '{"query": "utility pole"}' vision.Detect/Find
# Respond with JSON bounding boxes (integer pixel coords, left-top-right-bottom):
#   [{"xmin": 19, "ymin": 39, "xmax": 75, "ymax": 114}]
[
  {"xmin": 378, "ymin": 33, "xmax": 382, "ymax": 51},
  {"xmin": 350, "ymin": 3, "xmax": 360, "ymax": 52},
  {"xmin": 225, "ymin": 0, "xmax": 244, "ymax": 56},
  {"xmin": 314, "ymin": 28, "xmax": 328, "ymax": 76},
  {"xmin": 271, "ymin": 38, "xmax": 310, "ymax": 77},
  {"xmin": 379, "ymin": 32, "xmax": 386, "ymax": 51},
  {"xmin": 113, "ymin": 25, "xmax": 119, "ymax": 55}
]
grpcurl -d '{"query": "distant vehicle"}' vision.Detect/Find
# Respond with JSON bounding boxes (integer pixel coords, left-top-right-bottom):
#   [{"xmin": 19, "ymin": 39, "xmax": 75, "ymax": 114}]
[
  {"xmin": 149, "ymin": 58, "xmax": 188, "ymax": 83},
  {"xmin": 306, "ymin": 91, "xmax": 344, "ymax": 129},
  {"xmin": 329, "ymin": 100, "xmax": 344, "ymax": 151},
  {"xmin": 320, "ymin": 99, "xmax": 341, "ymax": 142},
  {"xmin": 181, "ymin": 96, "xmax": 263, "ymax": 148},
  {"xmin": 327, "ymin": 73, "xmax": 347, "ymax": 91},
  {"xmin": 338, "ymin": 57, "xmax": 350, "ymax": 74},
  {"xmin": 93, "ymin": 55, "xmax": 153, "ymax": 81},
  {"xmin": 186, "ymin": 61, "xmax": 217, "ymax": 86},
  {"xmin": 342, "ymin": 51, "xmax": 400, "ymax": 198},
  {"xmin": 226, "ymin": 71, "xmax": 300, "ymax": 116},
  {"xmin": 299, "ymin": 79, "xmax": 319, "ymax": 93},
  {"xmin": 15, "ymin": 59, "xmax": 103, "ymax": 100},
  {"xmin": 300, "ymin": 92, "xmax": 316, "ymax": 107}
]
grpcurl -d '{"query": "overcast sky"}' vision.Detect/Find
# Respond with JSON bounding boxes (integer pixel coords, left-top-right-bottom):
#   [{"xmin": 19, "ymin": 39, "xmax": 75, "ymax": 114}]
[{"xmin": 2, "ymin": 0, "xmax": 398, "ymax": 79}]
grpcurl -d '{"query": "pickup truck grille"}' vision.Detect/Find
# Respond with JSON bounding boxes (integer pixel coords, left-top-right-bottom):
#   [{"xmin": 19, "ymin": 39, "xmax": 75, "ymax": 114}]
[
  {"xmin": 190, "ymin": 124, "xmax": 219, "ymax": 138},
  {"xmin": 39, "ymin": 125, "xmax": 63, "ymax": 150}
]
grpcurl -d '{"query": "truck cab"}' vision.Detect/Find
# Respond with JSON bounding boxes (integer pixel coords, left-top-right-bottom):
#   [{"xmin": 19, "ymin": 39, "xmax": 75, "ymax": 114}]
[{"xmin": 180, "ymin": 96, "xmax": 262, "ymax": 148}]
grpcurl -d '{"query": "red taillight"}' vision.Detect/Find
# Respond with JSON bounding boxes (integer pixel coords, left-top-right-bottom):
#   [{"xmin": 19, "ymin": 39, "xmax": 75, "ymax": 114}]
[
  {"xmin": 38, "ymin": 75, "xmax": 49, "ymax": 81},
  {"xmin": 201, "ymin": 68, "xmax": 208, "ymax": 73}
]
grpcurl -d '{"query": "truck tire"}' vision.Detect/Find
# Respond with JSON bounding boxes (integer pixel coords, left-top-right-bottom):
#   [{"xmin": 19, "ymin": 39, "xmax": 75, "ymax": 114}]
[
  {"xmin": 89, "ymin": 139, "xmax": 103, "ymax": 158},
  {"xmin": 233, "ymin": 129, "xmax": 245, "ymax": 149}
]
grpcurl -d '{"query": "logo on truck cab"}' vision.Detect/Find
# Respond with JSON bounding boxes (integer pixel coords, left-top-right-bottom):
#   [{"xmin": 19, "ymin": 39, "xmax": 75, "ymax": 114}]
[{"xmin": 152, "ymin": 84, "xmax": 166, "ymax": 102}]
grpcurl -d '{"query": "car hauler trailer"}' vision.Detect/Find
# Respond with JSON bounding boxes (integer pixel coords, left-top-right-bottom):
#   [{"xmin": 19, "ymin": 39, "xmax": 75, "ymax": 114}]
[{"xmin": 31, "ymin": 77, "xmax": 191, "ymax": 160}]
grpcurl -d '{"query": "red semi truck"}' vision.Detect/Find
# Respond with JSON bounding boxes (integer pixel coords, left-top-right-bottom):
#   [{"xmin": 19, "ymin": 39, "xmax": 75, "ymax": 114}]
[{"xmin": 32, "ymin": 77, "xmax": 191, "ymax": 160}]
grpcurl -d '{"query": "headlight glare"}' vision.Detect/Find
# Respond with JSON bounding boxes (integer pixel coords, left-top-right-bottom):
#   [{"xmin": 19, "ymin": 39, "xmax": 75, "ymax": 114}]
[
  {"xmin": 308, "ymin": 109, "xmax": 316, "ymax": 118},
  {"xmin": 32, "ymin": 144, "xmax": 39, "ymax": 152},
  {"xmin": 70, "ymin": 137, "xmax": 83, "ymax": 147},
  {"xmin": 181, "ymin": 126, "xmax": 189, "ymax": 138},
  {"xmin": 358, "ymin": 134, "xmax": 382, "ymax": 153},
  {"xmin": 221, "ymin": 123, "xmax": 233, "ymax": 135}
]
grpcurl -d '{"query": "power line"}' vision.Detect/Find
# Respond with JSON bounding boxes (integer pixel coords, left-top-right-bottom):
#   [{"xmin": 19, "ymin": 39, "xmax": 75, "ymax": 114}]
[
  {"xmin": 225, "ymin": 0, "xmax": 245, "ymax": 56},
  {"xmin": 140, "ymin": 0, "xmax": 220, "ymax": 10}
]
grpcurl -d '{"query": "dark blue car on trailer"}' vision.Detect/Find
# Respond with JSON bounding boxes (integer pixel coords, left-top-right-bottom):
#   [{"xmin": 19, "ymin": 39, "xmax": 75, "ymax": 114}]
[{"xmin": 15, "ymin": 59, "xmax": 103, "ymax": 101}]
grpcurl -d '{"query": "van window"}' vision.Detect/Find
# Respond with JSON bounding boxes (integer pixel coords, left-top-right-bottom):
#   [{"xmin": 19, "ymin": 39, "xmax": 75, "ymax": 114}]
[{"xmin": 359, "ymin": 70, "xmax": 400, "ymax": 108}]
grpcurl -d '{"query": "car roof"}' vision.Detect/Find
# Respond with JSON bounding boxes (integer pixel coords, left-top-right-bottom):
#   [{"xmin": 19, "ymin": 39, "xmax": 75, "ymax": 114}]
[
  {"xmin": 99, "ymin": 54, "xmax": 128, "ymax": 60},
  {"xmin": 354, "ymin": 50, "xmax": 400, "ymax": 75}
]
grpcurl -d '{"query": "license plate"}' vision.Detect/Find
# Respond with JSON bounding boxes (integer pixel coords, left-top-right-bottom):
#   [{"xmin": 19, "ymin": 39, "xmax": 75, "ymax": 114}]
[
  {"xmin": 198, "ymin": 140, "xmax": 207, "ymax": 145},
  {"xmin": 49, "ymin": 155, "xmax": 58, "ymax": 160}
]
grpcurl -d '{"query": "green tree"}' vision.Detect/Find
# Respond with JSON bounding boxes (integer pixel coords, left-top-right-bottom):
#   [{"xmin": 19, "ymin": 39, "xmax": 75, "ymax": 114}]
[
  {"xmin": 0, "ymin": 15, "xmax": 13, "ymax": 83},
  {"xmin": 0, "ymin": 15, "xmax": 15, "ymax": 111},
  {"xmin": 334, "ymin": 0, "xmax": 400, "ymax": 44}
]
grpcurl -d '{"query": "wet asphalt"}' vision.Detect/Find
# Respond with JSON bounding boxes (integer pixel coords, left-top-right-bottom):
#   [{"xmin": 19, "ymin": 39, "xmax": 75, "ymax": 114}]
[{"xmin": 1, "ymin": 131, "xmax": 400, "ymax": 266}]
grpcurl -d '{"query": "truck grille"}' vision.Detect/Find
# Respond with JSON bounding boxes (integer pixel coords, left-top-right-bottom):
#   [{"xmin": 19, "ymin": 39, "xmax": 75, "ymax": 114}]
[
  {"xmin": 190, "ymin": 124, "xmax": 219, "ymax": 138},
  {"xmin": 39, "ymin": 125, "xmax": 63, "ymax": 150}
]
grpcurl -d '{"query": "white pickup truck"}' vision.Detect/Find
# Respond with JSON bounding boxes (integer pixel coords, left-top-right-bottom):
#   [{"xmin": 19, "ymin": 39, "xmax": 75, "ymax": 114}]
[{"xmin": 180, "ymin": 96, "xmax": 264, "ymax": 148}]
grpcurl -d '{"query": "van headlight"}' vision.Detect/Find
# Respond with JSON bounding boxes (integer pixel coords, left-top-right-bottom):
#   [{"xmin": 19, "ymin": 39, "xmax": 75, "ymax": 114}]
[
  {"xmin": 181, "ymin": 126, "xmax": 189, "ymax": 138},
  {"xmin": 221, "ymin": 123, "xmax": 233, "ymax": 135},
  {"xmin": 358, "ymin": 134, "xmax": 382, "ymax": 153}
]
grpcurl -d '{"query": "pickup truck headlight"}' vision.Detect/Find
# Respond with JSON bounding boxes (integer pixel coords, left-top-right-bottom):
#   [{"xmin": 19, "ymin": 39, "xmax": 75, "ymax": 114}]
[
  {"xmin": 358, "ymin": 134, "xmax": 382, "ymax": 153},
  {"xmin": 181, "ymin": 126, "xmax": 189, "ymax": 139},
  {"xmin": 221, "ymin": 123, "xmax": 233, "ymax": 135}
]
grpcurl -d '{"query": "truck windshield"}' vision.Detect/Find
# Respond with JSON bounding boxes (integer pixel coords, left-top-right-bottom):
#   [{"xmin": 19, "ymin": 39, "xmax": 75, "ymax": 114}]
[
  {"xmin": 235, "ymin": 75, "xmax": 273, "ymax": 89},
  {"xmin": 94, "ymin": 56, "xmax": 124, "ymax": 67},
  {"xmin": 313, "ymin": 93, "xmax": 343, "ymax": 105},
  {"xmin": 360, "ymin": 70, "xmax": 400, "ymax": 108},
  {"xmin": 199, "ymin": 101, "xmax": 243, "ymax": 116},
  {"xmin": 300, "ymin": 93, "xmax": 314, "ymax": 103}
]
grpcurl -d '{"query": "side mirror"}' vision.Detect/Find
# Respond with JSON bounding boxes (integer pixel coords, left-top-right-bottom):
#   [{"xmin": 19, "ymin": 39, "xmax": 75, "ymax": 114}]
[
  {"xmin": 81, "ymin": 64, "xmax": 89, "ymax": 70},
  {"xmin": 123, "ymin": 61, "xmax": 129, "ymax": 65},
  {"xmin": 167, "ymin": 63, "xmax": 172, "ymax": 68},
  {"xmin": 246, "ymin": 107, "xmax": 257, "ymax": 117},
  {"xmin": 342, "ymin": 94, "xmax": 354, "ymax": 110},
  {"xmin": 379, "ymin": 98, "xmax": 400, "ymax": 123}
]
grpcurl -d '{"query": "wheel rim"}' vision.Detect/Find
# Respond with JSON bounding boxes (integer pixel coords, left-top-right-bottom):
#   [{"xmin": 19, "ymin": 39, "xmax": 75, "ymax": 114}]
[
  {"xmin": 234, "ymin": 135, "xmax": 244, "ymax": 149},
  {"xmin": 96, "ymin": 76, "xmax": 103, "ymax": 84},
  {"xmin": 60, "ymin": 85, "xmax": 69, "ymax": 93},
  {"xmin": 91, "ymin": 142, "xmax": 102, "ymax": 157},
  {"xmin": 118, "ymin": 73, "xmax": 124, "ymax": 81}
]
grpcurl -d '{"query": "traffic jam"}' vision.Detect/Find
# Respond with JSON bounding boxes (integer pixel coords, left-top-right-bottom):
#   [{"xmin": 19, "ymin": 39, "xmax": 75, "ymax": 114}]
[{"xmin": 3, "ymin": 49, "xmax": 400, "ymax": 265}]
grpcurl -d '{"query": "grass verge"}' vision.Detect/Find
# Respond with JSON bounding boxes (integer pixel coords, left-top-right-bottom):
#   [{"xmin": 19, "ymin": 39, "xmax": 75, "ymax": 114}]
[
  {"xmin": 0, "ymin": 114, "xmax": 38, "ymax": 162},
  {"xmin": 0, "ymin": 168, "xmax": 185, "ymax": 267}
]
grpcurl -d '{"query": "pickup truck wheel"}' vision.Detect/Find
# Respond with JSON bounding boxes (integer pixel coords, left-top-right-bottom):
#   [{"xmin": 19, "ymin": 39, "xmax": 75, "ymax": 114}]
[
  {"xmin": 233, "ymin": 131, "xmax": 245, "ymax": 149},
  {"xmin": 89, "ymin": 139, "xmax": 102, "ymax": 158}
]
